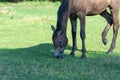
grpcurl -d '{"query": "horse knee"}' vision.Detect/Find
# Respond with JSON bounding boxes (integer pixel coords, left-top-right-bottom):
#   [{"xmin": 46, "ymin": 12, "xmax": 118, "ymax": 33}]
[
  {"xmin": 80, "ymin": 31, "xmax": 85, "ymax": 39},
  {"xmin": 113, "ymin": 26, "xmax": 119, "ymax": 33}
]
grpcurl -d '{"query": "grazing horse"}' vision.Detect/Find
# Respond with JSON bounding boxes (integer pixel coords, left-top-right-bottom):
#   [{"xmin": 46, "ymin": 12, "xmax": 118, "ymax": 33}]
[{"xmin": 51, "ymin": 0, "xmax": 120, "ymax": 59}]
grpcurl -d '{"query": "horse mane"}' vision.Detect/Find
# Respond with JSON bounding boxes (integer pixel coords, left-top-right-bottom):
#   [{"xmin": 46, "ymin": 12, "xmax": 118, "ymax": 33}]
[{"xmin": 56, "ymin": 0, "xmax": 69, "ymax": 32}]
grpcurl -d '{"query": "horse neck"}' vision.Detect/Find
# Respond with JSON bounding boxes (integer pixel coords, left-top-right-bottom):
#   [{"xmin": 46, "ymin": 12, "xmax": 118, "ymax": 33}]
[
  {"xmin": 56, "ymin": 13, "xmax": 69, "ymax": 34},
  {"xmin": 56, "ymin": 2, "xmax": 69, "ymax": 34}
]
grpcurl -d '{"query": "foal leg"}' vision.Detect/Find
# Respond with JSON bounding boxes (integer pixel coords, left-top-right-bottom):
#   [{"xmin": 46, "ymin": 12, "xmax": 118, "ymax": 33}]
[
  {"xmin": 100, "ymin": 10, "xmax": 113, "ymax": 45},
  {"xmin": 108, "ymin": 8, "xmax": 119, "ymax": 53},
  {"xmin": 69, "ymin": 15, "xmax": 77, "ymax": 57},
  {"xmin": 79, "ymin": 15, "xmax": 86, "ymax": 59}
]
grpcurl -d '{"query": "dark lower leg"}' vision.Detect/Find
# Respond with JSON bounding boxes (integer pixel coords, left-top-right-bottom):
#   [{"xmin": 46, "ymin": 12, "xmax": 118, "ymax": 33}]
[
  {"xmin": 102, "ymin": 24, "xmax": 111, "ymax": 45},
  {"xmin": 80, "ymin": 31, "xmax": 86, "ymax": 59},
  {"xmin": 70, "ymin": 31, "xmax": 77, "ymax": 56},
  {"xmin": 100, "ymin": 10, "xmax": 113, "ymax": 45},
  {"xmin": 70, "ymin": 16, "xmax": 77, "ymax": 57},
  {"xmin": 80, "ymin": 15, "xmax": 86, "ymax": 59}
]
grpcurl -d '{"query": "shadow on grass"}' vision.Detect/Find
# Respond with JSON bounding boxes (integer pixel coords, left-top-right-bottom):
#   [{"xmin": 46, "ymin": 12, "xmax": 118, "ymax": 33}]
[
  {"xmin": 0, "ymin": 43, "xmax": 119, "ymax": 61},
  {"xmin": 0, "ymin": 43, "xmax": 120, "ymax": 80},
  {"xmin": 0, "ymin": 43, "xmax": 55, "ymax": 60}
]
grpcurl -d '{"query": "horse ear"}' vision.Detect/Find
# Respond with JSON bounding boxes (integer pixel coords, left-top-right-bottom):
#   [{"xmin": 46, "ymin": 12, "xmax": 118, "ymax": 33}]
[{"xmin": 51, "ymin": 25, "xmax": 56, "ymax": 32}]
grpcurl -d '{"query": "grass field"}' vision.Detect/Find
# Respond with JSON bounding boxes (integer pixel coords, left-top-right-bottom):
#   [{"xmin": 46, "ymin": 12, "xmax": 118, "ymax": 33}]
[{"xmin": 0, "ymin": 1, "xmax": 120, "ymax": 80}]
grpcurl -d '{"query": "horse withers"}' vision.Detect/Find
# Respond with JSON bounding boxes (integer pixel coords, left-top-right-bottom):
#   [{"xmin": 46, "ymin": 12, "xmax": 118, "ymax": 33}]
[{"xmin": 51, "ymin": 0, "xmax": 120, "ymax": 59}]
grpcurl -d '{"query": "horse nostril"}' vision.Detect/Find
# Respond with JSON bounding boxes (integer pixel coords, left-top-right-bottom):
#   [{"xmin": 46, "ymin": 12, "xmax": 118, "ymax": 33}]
[
  {"xmin": 56, "ymin": 55, "xmax": 60, "ymax": 59},
  {"xmin": 58, "ymin": 41, "xmax": 62, "ymax": 45}
]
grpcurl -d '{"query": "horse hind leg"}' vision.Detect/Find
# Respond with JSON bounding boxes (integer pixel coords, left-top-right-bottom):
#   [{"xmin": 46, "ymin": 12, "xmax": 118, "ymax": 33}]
[
  {"xmin": 108, "ymin": 8, "xmax": 119, "ymax": 53},
  {"xmin": 100, "ymin": 10, "xmax": 113, "ymax": 45},
  {"xmin": 69, "ymin": 15, "xmax": 77, "ymax": 57}
]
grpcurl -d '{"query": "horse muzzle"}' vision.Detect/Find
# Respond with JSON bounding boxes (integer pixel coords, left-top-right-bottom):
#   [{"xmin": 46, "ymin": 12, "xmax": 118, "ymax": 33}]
[{"xmin": 54, "ymin": 47, "xmax": 65, "ymax": 59}]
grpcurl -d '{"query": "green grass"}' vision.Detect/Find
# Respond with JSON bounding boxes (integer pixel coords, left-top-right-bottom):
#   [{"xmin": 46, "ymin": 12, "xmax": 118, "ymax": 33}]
[{"xmin": 0, "ymin": 1, "xmax": 120, "ymax": 80}]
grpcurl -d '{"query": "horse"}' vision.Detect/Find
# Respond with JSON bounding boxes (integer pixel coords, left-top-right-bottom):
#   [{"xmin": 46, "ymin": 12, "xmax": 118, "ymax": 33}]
[{"xmin": 51, "ymin": 0, "xmax": 120, "ymax": 59}]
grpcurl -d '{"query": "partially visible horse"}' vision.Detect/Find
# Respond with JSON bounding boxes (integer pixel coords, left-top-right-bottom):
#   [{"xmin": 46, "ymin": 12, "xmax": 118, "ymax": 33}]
[{"xmin": 51, "ymin": 0, "xmax": 120, "ymax": 59}]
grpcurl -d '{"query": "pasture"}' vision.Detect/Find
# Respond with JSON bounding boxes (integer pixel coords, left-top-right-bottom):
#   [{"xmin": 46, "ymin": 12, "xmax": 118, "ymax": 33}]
[{"xmin": 0, "ymin": 1, "xmax": 120, "ymax": 80}]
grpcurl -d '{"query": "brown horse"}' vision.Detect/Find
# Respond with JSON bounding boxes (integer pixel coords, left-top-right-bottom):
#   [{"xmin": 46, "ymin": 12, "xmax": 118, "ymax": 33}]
[{"xmin": 51, "ymin": 0, "xmax": 120, "ymax": 59}]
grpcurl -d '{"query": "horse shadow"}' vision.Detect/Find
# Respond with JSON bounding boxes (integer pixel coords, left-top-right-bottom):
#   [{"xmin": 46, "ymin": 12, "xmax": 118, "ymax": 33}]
[
  {"xmin": 0, "ymin": 43, "xmax": 119, "ymax": 61},
  {"xmin": 0, "ymin": 43, "xmax": 74, "ymax": 59},
  {"xmin": 0, "ymin": 43, "xmax": 55, "ymax": 60}
]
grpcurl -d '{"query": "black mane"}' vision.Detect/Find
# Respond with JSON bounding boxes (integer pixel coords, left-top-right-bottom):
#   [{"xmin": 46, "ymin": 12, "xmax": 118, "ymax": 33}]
[{"xmin": 56, "ymin": 0, "xmax": 69, "ymax": 31}]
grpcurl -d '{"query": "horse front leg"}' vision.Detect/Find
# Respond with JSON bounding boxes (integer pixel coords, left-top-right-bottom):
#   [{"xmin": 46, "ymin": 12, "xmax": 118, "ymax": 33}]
[
  {"xmin": 108, "ymin": 8, "xmax": 119, "ymax": 53},
  {"xmin": 79, "ymin": 15, "xmax": 86, "ymax": 59},
  {"xmin": 70, "ymin": 15, "xmax": 77, "ymax": 57},
  {"xmin": 100, "ymin": 10, "xmax": 113, "ymax": 45}
]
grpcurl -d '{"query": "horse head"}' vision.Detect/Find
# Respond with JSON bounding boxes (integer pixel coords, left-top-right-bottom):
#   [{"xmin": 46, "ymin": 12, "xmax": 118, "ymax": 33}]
[{"xmin": 51, "ymin": 25, "xmax": 68, "ymax": 58}]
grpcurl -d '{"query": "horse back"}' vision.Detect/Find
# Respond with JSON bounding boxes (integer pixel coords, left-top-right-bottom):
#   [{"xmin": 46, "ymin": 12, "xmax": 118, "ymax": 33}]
[{"xmin": 68, "ymin": 0, "xmax": 111, "ymax": 15}]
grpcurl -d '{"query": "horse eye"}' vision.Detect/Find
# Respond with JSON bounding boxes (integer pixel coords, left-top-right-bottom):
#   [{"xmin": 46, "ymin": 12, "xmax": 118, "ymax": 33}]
[
  {"xmin": 58, "ymin": 41, "xmax": 62, "ymax": 45},
  {"xmin": 58, "ymin": 31, "xmax": 64, "ymax": 35},
  {"xmin": 60, "ymin": 31, "xmax": 64, "ymax": 35}
]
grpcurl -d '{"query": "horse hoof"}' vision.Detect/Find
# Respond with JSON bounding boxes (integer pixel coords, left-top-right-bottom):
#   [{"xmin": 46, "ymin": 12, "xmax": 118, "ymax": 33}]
[
  {"xmin": 103, "ymin": 39, "xmax": 108, "ymax": 45},
  {"xmin": 106, "ymin": 50, "xmax": 113, "ymax": 54},
  {"xmin": 81, "ymin": 55, "xmax": 86, "ymax": 59}
]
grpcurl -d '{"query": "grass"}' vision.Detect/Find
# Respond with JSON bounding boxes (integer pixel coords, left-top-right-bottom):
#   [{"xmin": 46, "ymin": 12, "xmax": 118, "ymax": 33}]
[{"xmin": 0, "ymin": 1, "xmax": 120, "ymax": 80}]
